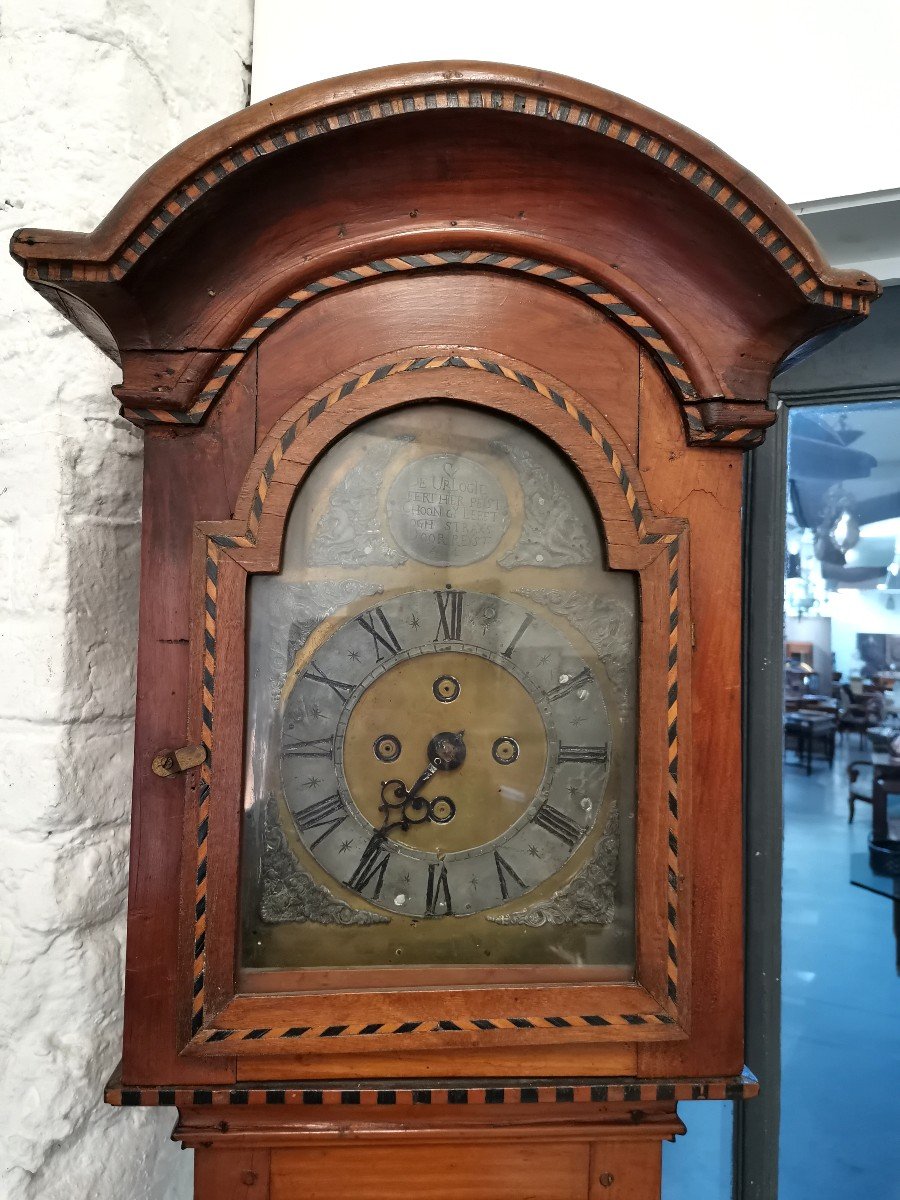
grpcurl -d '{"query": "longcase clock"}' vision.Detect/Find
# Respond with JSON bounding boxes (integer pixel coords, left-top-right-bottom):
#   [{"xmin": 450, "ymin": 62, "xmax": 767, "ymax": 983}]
[{"xmin": 12, "ymin": 62, "xmax": 877, "ymax": 1200}]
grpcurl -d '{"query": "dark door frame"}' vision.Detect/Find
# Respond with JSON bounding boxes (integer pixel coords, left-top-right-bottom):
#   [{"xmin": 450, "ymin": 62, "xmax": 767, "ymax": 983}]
[
  {"xmin": 736, "ymin": 409, "xmax": 788, "ymax": 1200},
  {"xmin": 736, "ymin": 380, "xmax": 899, "ymax": 1197}
]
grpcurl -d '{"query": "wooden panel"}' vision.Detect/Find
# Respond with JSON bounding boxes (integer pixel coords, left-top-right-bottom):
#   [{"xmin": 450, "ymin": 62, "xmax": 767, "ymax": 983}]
[
  {"xmin": 216, "ymin": 348, "xmax": 259, "ymax": 512},
  {"xmin": 237, "ymin": 1043, "xmax": 637, "ymax": 1081},
  {"xmin": 14, "ymin": 62, "xmax": 874, "ymax": 399},
  {"xmin": 195, "ymin": 1148, "xmax": 270, "ymax": 1199},
  {"xmin": 589, "ymin": 1141, "xmax": 663, "ymax": 1200},
  {"xmin": 121, "ymin": 394, "xmax": 253, "ymax": 1082},
  {"xmin": 636, "ymin": 349, "xmax": 744, "ymax": 1077},
  {"xmin": 255, "ymin": 271, "xmax": 640, "ymax": 454},
  {"xmin": 270, "ymin": 1141, "xmax": 591, "ymax": 1200},
  {"xmin": 129, "ymin": 108, "xmax": 806, "ymax": 370}
]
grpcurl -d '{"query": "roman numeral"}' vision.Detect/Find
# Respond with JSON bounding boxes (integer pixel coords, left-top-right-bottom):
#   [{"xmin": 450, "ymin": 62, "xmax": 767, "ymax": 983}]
[
  {"xmin": 305, "ymin": 661, "xmax": 354, "ymax": 702},
  {"xmin": 546, "ymin": 667, "xmax": 592, "ymax": 703},
  {"xmin": 347, "ymin": 833, "xmax": 391, "ymax": 900},
  {"xmin": 493, "ymin": 850, "xmax": 526, "ymax": 901},
  {"xmin": 283, "ymin": 736, "xmax": 334, "ymax": 758},
  {"xmin": 356, "ymin": 606, "xmax": 402, "ymax": 661},
  {"xmin": 558, "ymin": 744, "xmax": 609, "ymax": 765},
  {"xmin": 434, "ymin": 589, "xmax": 464, "ymax": 641},
  {"xmin": 425, "ymin": 861, "xmax": 452, "ymax": 917},
  {"xmin": 295, "ymin": 793, "xmax": 347, "ymax": 848},
  {"xmin": 501, "ymin": 613, "xmax": 533, "ymax": 658},
  {"xmin": 533, "ymin": 804, "xmax": 582, "ymax": 848}
]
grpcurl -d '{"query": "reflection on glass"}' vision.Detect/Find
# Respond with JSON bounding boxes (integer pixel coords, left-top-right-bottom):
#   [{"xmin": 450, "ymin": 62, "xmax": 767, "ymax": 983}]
[{"xmin": 240, "ymin": 403, "xmax": 637, "ymax": 972}]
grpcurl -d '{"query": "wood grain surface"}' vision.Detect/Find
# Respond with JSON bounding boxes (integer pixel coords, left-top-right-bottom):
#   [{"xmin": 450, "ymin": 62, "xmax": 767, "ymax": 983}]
[{"xmin": 12, "ymin": 59, "xmax": 877, "ymax": 1200}]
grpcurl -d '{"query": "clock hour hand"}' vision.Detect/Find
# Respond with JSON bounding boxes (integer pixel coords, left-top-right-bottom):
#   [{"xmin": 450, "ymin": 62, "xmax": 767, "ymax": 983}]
[
  {"xmin": 378, "ymin": 731, "xmax": 465, "ymax": 836},
  {"xmin": 378, "ymin": 764, "xmax": 436, "ymax": 836},
  {"xmin": 407, "ymin": 759, "xmax": 439, "ymax": 802}
]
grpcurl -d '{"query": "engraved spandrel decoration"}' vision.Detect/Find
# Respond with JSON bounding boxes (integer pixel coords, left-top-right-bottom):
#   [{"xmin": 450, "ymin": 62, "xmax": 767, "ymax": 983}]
[
  {"xmin": 260, "ymin": 796, "xmax": 389, "ymax": 926},
  {"xmin": 491, "ymin": 440, "xmax": 594, "ymax": 569},
  {"xmin": 284, "ymin": 580, "xmax": 382, "ymax": 673},
  {"xmin": 386, "ymin": 453, "xmax": 509, "ymax": 567},
  {"xmin": 307, "ymin": 438, "xmax": 409, "ymax": 567},
  {"xmin": 489, "ymin": 804, "xmax": 618, "ymax": 927},
  {"xmin": 515, "ymin": 588, "xmax": 633, "ymax": 703}
]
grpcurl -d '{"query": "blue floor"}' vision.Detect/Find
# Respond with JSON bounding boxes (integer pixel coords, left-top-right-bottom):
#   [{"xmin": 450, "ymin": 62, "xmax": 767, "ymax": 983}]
[
  {"xmin": 780, "ymin": 738, "xmax": 900, "ymax": 1199},
  {"xmin": 665, "ymin": 738, "xmax": 900, "ymax": 1198}
]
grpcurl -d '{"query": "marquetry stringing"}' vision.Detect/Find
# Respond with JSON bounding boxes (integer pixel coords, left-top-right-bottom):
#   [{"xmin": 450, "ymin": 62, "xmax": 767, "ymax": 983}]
[
  {"xmin": 118, "ymin": 250, "xmax": 766, "ymax": 447},
  {"xmin": 35, "ymin": 83, "xmax": 869, "ymax": 323},
  {"xmin": 122, "ymin": 251, "xmax": 701, "ymax": 431},
  {"xmin": 210, "ymin": 354, "xmax": 675, "ymax": 552},
  {"xmin": 666, "ymin": 540, "xmax": 680, "ymax": 1006},
  {"xmin": 192, "ymin": 542, "xmax": 218, "ymax": 1035},
  {"xmin": 106, "ymin": 1070, "xmax": 759, "ymax": 1107}
]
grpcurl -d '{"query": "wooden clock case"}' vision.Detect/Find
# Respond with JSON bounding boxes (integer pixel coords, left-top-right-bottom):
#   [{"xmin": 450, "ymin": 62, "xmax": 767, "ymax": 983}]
[{"xmin": 12, "ymin": 62, "xmax": 877, "ymax": 1200}]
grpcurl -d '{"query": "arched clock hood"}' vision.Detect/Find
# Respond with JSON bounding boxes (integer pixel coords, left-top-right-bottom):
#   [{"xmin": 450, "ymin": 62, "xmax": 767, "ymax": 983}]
[{"xmin": 11, "ymin": 61, "xmax": 879, "ymax": 444}]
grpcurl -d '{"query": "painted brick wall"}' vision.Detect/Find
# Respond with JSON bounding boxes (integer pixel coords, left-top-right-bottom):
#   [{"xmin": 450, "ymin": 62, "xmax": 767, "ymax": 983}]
[{"xmin": 0, "ymin": 4, "xmax": 253, "ymax": 1197}]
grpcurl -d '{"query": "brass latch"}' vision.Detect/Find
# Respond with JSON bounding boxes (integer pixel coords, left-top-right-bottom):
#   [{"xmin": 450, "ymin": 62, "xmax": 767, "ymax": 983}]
[{"xmin": 151, "ymin": 744, "xmax": 207, "ymax": 777}]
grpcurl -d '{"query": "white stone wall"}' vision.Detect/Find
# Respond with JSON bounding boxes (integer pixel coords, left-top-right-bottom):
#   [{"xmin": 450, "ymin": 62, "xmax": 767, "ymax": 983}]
[{"xmin": 0, "ymin": 4, "xmax": 253, "ymax": 1197}]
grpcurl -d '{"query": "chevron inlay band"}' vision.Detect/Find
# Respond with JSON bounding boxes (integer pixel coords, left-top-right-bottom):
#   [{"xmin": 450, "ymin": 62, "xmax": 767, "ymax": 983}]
[
  {"xmin": 122, "ymin": 249, "xmax": 701, "ymax": 430},
  {"xmin": 189, "ymin": 356, "xmax": 684, "ymax": 1043},
  {"xmin": 194, "ymin": 1012, "xmax": 677, "ymax": 1045},
  {"xmin": 666, "ymin": 540, "xmax": 680, "ymax": 1010},
  {"xmin": 681, "ymin": 402, "xmax": 764, "ymax": 448},
  {"xmin": 208, "ymin": 354, "xmax": 676, "ymax": 553},
  {"xmin": 106, "ymin": 1070, "xmax": 759, "ymax": 1108},
  {"xmin": 192, "ymin": 542, "xmax": 218, "ymax": 1036},
  {"xmin": 36, "ymin": 85, "xmax": 869, "ymax": 319}
]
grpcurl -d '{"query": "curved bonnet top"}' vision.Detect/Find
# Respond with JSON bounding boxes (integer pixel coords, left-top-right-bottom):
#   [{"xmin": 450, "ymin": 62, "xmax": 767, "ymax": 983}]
[{"xmin": 11, "ymin": 61, "xmax": 879, "ymax": 433}]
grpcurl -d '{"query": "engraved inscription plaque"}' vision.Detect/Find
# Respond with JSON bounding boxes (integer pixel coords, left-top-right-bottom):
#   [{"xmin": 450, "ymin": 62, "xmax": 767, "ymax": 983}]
[{"xmin": 386, "ymin": 453, "xmax": 509, "ymax": 566}]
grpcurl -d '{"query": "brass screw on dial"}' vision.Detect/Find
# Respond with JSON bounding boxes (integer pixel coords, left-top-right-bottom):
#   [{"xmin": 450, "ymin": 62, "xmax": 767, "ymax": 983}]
[
  {"xmin": 373, "ymin": 734, "xmax": 402, "ymax": 763},
  {"xmin": 433, "ymin": 674, "xmax": 461, "ymax": 703},
  {"xmin": 492, "ymin": 736, "xmax": 520, "ymax": 765},
  {"xmin": 428, "ymin": 796, "xmax": 457, "ymax": 824}
]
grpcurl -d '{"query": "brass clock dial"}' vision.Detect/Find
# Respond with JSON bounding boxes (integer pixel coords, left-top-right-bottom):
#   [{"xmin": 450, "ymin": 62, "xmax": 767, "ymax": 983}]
[
  {"xmin": 280, "ymin": 590, "xmax": 611, "ymax": 918},
  {"xmin": 242, "ymin": 400, "xmax": 637, "ymax": 972}
]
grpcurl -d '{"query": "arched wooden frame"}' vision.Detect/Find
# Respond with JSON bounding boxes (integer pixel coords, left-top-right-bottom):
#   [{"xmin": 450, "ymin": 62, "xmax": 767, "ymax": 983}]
[
  {"xmin": 180, "ymin": 346, "xmax": 692, "ymax": 1058},
  {"xmin": 13, "ymin": 65, "xmax": 878, "ymax": 451},
  {"xmin": 120, "ymin": 246, "xmax": 742, "ymax": 447},
  {"xmin": 16, "ymin": 67, "xmax": 874, "ymax": 312}
]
